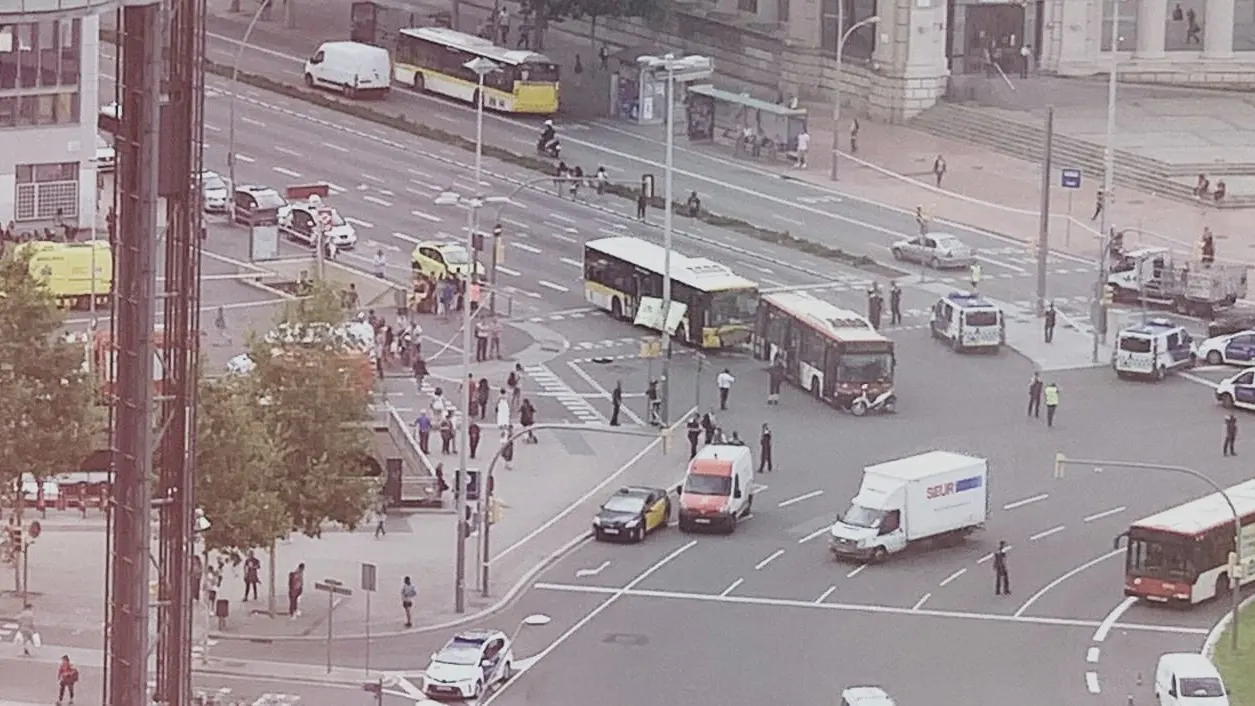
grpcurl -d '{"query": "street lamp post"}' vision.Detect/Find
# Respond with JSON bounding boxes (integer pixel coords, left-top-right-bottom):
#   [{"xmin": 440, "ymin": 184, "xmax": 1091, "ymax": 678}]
[
  {"xmin": 225, "ymin": 3, "xmax": 270, "ymax": 219},
  {"xmin": 638, "ymin": 53, "xmax": 713, "ymax": 426},
  {"xmin": 1092, "ymin": 0, "xmax": 1121, "ymax": 363},
  {"xmin": 1054, "ymin": 455, "xmax": 1243, "ymax": 652},
  {"xmin": 464, "ymin": 57, "xmax": 498, "ymax": 314},
  {"xmin": 829, "ymin": 14, "xmax": 880, "ymax": 181}
]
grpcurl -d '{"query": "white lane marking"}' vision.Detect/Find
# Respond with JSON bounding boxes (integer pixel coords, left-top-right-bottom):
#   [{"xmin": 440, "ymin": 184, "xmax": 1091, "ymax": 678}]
[
  {"xmin": 273, "ymin": 146, "xmax": 303, "ymax": 158},
  {"xmin": 360, "ymin": 173, "xmax": 385, "ymax": 183},
  {"xmin": 234, "ymin": 154, "xmax": 255, "ymax": 163},
  {"xmin": 531, "ymin": 582, "xmax": 1210, "ymax": 636},
  {"xmin": 1003, "ymin": 493, "xmax": 1049, "ymax": 510},
  {"xmin": 1013, "ymin": 548, "xmax": 1123, "ymax": 617},
  {"xmin": 538, "ymin": 280, "xmax": 569, "ymax": 293},
  {"xmin": 327, "ymin": 183, "xmax": 347, "ymax": 194},
  {"xmin": 1086, "ymin": 647, "xmax": 1100, "ymax": 663},
  {"xmin": 772, "ymin": 213, "xmax": 804, "ymax": 226},
  {"xmin": 505, "ymin": 286, "xmax": 544, "ymax": 299},
  {"xmin": 719, "ymin": 578, "xmax": 744, "ymax": 597},
  {"xmin": 738, "ymin": 260, "xmax": 775, "ymax": 274},
  {"xmin": 1085, "ymin": 672, "xmax": 1101, "ymax": 694},
  {"xmin": 551, "ymin": 232, "xmax": 577, "ymax": 243},
  {"xmin": 239, "ymin": 116, "xmax": 266, "ymax": 127},
  {"xmin": 1029, "ymin": 525, "xmax": 1066, "ymax": 542},
  {"xmin": 939, "ymin": 568, "xmax": 967, "ymax": 587},
  {"xmin": 846, "ymin": 565, "xmax": 867, "ymax": 579},
  {"xmin": 502, "ymin": 217, "xmax": 530, "ymax": 230},
  {"xmin": 203, "ymin": 123, "xmax": 222, "ymax": 132},
  {"xmin": 597, "ymin": 227, "xmax": 620, "ymax": 237},
  {"xmin": 272, "ymin": 166, "xmax": 302, "ymax": 178},
  {"xmin": 411, "ymin": 210, "xmax": 443, "ymax": 223},
  {"xmin": 1179, "ymin": 371, "xmax": 1219, "ymax": 390},
  {"xmin": 1093, "ymin": 596, "xmax": 1138, "ymax": 642},
  {"xmin": 548, "ymin": 213, "xmax": 576, "ymax": 224},
  {"xmin": 777, "ymin": 489, "xmax": 824, "ymax": 508},
  {"xmin": 574, "ymin": 561, "xmax": 611, "ymax": 578},
  {"xmin": 392, "ymin": 231, "xmax": 421, "ymax": 244},
  {"xmin": 345, "ymin": 217, "xmax": 375, "ymax": 229},
  {"xmin": 1083, "ymin": 506, "xmax": 1126, "ymax": 523},
  {"xmin": 798, "ymin": 526, "xmax": 829, "ymax": 544},
  {"xmin": 977, "ymin": 545, "xmax": 1012, "ymax": 564},
  {"xmin": 753, "ymin": 549, "xmax": 785, "ymax": 571},
  {"xmin": 912, "ymin": 593, "xmax": 932, "ymax": 611},
  {"xmin": 322, "ymin": 141, "xmax": 350, "ymax": 153},
  {"xmin": 363, "ymin": 195, "xmax": 393, "ymax": 208},
  {"xmin": 814, "ymin": 586, "xmax": 837, "ymax": 604},
  {"xmin": 512, "ymin": 242, "xmax": 542, "ymax": 254},
  {"xmin": 560, "ymin": 257, "xmax": 583, "ymax": 268},
  {"xmin": 408, "ymin": 168, "xmax": 433, "ymax": 179},
  {"xmin": 482, "ymin": 541, "xmax": 697, "ymax": 703},
  {"xmin": 976, "ymin": 253, "xmax": 1028, "ymax": 273},
  {"xmin": 496, "ymin": 265, "xmax": 521, "ymax": 277}
]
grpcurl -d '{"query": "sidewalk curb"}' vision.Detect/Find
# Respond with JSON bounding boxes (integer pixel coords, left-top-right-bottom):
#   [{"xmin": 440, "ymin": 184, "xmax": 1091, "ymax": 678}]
[
  {"xmin": 209, "ymin": 530, "xmax": 593, "ymax": 643},
  {"xmin": 1202, "ymin": 592, "xmax": 1255, "ymax": 660}
]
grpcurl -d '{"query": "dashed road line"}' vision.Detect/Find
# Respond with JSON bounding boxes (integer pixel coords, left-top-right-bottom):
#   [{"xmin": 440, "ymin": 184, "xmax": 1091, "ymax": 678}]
[
  {"xmin": 502, "ymin": 217, "xmax": 530, "ymax": 230},
  {"xmin": 814, "ymin": 586, "xmax": 837, "ymax": 604},
  {"xmin": 272, "ymin": 165, "xmax": 302, "ymax": 178},
  {"xmin": 360, "ymin": 173, "xmax": 385, "ymax": 184},
  {"xmin": 234, "ymin": 153, "xmax": 255, "ymax": 163},
  {"xmin": 345, "ymin": 217, "xmax": 374, "ymax": 229},
  {"xmin": 538, "ymin": 280, "xmax": 570, "ymax": 293},
  {"xmin": 846, "ymin": 565, "xmax": 867, "ymax": 579},
  {"xmin": 1086, "ymin": 647, "xmax": 1100, "ymax": 663},
  {"xmin": 411, "ymin": 210, "xmax": 443, "ymax": 223},
  {"xmin": 1085, "ymin": 672, "xmax": 1101, "ymax": 694},
  {"xmin": 496, "ymin": 265, "xmax": 521, "ymax": 276},
  {"xmin": 798, "ymin": 526, "xmax": 829, "ymax": 544},
  {"xmin": 777, "ymin": 490, "xmax": 823, "ymax": 508},
  {"xmin": 239, "ymin": 116, "xmax": 266, "ymax": 127},
  {"xmin": 322, "ymin": 141, "xmax": 349, "ymax": 153},
  {"xmin": 938, "ymin": 568, "xmax": 967, "ymax": 587},
  {"xmin": 1083, "ymin": 506, "xmax": 1126, "ymax": 522},
  {"xmin": 364, "ymin": 195, "xmax": 393, "ymax": 208},
  {"xmin": 911, "ymin": 593, "xmax": 932, "ymax": 611},
  {"xmin": 560, "ymin": 257, "xmax": 583, "ymax": 268},
  {"xmin": 273, "ymin": 146, "xmax": 302, "ymax": 157},
  {"xmin": 512, "ymin": 242, "xmax": 542, "ymax": 254},
  {"xmin": 1003, "ymin": 493, "xmax": 1049, "ymax": 510},
  {"xmin": 719, "ymin": 578, "xmax": 744, "ymax": 597},
  {"xmin": 549, "ymin": 213, "xmax": 576, "ymax": 224},
  {"xmin": 753, "ymin": 549, "xmax": 785, "ymax": 571},
  {"xmin": 1029, "ymin": 525, "xmax": 1066, "ymax": 541}
]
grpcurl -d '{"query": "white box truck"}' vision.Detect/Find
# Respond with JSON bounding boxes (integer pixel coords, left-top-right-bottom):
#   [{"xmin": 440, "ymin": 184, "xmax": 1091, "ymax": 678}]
[{"xmin": 828, "ymin": 450, "xmax": 989, "ymax": 562}]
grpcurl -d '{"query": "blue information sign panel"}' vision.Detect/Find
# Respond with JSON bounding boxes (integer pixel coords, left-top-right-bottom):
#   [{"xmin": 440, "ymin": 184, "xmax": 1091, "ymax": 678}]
[{"xmin": 1061, "ymin": 169, "xmax": 1082, "ymax": 189}]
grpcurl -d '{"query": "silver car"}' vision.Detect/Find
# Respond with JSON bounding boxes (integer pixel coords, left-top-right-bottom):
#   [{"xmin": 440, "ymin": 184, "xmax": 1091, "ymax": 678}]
[
  {"xmin": 201, "ymin": 171, "xmax": 229, "ymax": 213},
  {"xmin": 891, "ymin": 232, "xmax": 975, "ymax": 269}
]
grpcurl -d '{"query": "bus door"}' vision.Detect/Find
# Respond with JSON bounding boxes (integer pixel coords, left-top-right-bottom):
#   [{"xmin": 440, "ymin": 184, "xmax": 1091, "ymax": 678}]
[{"xmin": 783, "ymin": 324, "xmax": 801, "ymax": 383}]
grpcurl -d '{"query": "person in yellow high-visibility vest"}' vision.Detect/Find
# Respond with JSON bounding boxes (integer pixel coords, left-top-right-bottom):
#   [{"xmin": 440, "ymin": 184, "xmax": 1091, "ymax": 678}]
[
  {"xmin": 1044, "ymin": 382, "xmax": 1061, "ymax": 428},
  {"xmin": 969, "ymin": 262, "xmax": 983, "ymax": 291}
]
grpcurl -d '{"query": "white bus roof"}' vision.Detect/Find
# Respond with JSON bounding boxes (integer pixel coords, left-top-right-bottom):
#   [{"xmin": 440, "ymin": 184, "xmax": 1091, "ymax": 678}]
[
  {"xmin": 1131, "ymin": 478, "xmax": 1255, "ymax": 535},
  {"xmin": 399, "ymin": 26, "xmax": 554, "ymax": 66},
  {"xmin": 762, "ymin": 291, "xmax": 888, "ymax": 343},
  {"xmin": 585, "ymin": 236, "xmax": 757, "ymax": 293}
]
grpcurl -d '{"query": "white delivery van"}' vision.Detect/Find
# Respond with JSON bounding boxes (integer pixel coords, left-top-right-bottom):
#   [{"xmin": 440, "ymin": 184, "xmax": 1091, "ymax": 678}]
[
  {"xmin": 303, "ymin": 41, "xmax": 392, "ymax": 98},
  {"xmin": 1155, "ymin": 653, "xmax": 1229, "ymax": 706},
  {"xmin": 829, "ymin": 450, "xmax": 989, "ymax": 562},
  {"xmin": 677, "ymin": 444, "xmax": 755, "ymax": 533}
]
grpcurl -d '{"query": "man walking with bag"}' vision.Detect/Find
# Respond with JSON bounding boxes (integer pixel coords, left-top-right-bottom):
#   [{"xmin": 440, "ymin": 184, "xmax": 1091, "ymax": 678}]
[{"xmin": 15, "ymin": 603, "xmax": 38, "ymax": 656}]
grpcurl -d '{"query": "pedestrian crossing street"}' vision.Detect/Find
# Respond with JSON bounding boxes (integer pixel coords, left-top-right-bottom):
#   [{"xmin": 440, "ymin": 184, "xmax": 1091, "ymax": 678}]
[{"xmin": 522, "ymin": 364, "xmax": 606, "ymax": 425}]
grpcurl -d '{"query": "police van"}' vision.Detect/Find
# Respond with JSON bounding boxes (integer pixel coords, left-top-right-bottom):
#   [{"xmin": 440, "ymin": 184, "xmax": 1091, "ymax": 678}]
[
  {"xmin": 929, "ymin": 291, "xmax": 1004, "ymax": 352},
  {"xmin": 1112, "ymin": 319, "xmax": 1194, "ymax": 380},
  {"xmin": 1215, "ymin": 368, "xmax": 1255, "ymax": 411}
]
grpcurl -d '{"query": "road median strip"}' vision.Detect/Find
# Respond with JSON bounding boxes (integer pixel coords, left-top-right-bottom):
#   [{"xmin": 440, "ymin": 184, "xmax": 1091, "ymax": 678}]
[{"xmin": 100, "ymin": 29, "xmax": 894, "ymax": 278}]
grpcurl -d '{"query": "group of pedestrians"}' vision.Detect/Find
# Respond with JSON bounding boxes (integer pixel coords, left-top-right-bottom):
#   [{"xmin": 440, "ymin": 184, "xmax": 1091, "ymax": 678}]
[
  {"xmin": 10, "ymin": 603, "xmax": 81, "ymax": 704},
  {"xmin": 865, "ymin": 282, "xmax": 904, "ymax": 329},
  {"xmin": 1026, "ymin": 373, "xmax": 1062, "ymax": 427}
]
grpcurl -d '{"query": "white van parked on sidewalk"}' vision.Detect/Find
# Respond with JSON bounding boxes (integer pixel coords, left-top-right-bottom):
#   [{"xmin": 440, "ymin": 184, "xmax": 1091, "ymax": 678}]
[{"xmin": 303, "ymin": 41, "xmax": 392, "ymax": 99}]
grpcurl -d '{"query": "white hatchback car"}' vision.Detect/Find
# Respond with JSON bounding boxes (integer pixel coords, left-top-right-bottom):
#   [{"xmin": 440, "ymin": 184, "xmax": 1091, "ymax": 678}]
[{"xmin": 421, "ymin": 629, "xmax": 515, "ymax": 700}]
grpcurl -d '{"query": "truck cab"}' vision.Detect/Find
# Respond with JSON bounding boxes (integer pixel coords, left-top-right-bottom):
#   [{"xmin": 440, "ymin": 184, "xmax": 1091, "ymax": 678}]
[
  {"xmin": 1112, "ymin": 319, "xmax": 1193, "ymax": 380},
  {"xmin": 930, "ymin": 291, "xmax": 1004, "ymax": 352},
  {"xmin": 1109, "ymin": 247, "xmax": 1246, "ymax": 317}
]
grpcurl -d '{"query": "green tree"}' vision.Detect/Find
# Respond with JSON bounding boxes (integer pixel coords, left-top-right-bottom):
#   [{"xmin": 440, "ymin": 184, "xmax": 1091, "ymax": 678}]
[
  {"xmin": 0, "ymin": 248, "xmax": 100, "ymax": 591},
  {"xmin": 195, "ymin": 375, "xmax": 289, "ymax": 562},
  {"xmin": 521, "ymin": 0, "xmax": 663, "ymax": 50},
  {"xmin": 283, "ymin": 278, "xmax": 349, "ymax": 327}
]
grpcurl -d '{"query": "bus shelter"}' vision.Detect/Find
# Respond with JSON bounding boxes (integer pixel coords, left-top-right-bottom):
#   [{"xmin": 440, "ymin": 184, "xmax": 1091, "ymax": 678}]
[{"xmin": 684, "ymin": 84, "xmax": 807, "ymax": 161}]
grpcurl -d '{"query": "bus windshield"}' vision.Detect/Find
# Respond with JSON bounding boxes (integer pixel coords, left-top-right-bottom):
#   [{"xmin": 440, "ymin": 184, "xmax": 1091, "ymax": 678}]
[
  {"xmin": 517, "ymin": 62, "xmax": 560, "ymax": 83},
  {"xmin": 709, "ymin": 289, "xmax": 758, "ymax": 327},
  {"xmin": 1127, "ymin": 535, "xmax": 1196, "ymax": 582},
  {"xmin": 836, "ymin": 351, "xmax": 894, "ymax": 383}
]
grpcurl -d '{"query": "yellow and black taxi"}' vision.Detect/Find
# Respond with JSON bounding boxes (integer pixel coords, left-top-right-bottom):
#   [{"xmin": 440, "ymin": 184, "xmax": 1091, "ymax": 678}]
[
  {"xmin": 592, "ymin": 486, "xmax": 671, "ymax": 542},
  {"xmin": 411, "ymin": 240, "xmax": 486, "ymax": 279}
]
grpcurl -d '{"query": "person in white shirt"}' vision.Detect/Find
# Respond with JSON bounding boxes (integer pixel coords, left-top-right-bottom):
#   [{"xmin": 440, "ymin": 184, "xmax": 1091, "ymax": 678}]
[
  {"xmin": 794, "ymin": 129, "xmax": 810, "ymax": 168},
  {"xmin": 372, "ymin": 249, "xmax": 387, "ymax": 278},
  {"xmin": 716, "ymin": 369, "xmax": 735, "ymax": 410}
]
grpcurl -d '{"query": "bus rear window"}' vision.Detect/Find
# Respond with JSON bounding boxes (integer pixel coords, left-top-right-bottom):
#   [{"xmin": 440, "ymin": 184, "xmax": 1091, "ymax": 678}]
[
  {"xmin": 1119, "ymin": 337, "xmax": 1152, "ymax": 353},
  {"xmin": 518, "ymin": 63, "xmax": 559, "ymax": 83},
  {"xmin": 964, "ymin": 311, "xmax": 998, "ymax": 327}
]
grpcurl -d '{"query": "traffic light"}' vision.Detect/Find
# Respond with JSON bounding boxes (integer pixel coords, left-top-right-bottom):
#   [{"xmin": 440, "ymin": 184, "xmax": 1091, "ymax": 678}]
[
  {"xmin": 1102, "ymin": 284, "xmax": 1115, "ymax": 306},
  {"xmin": 471, "ymin": 230, "xmax": 485, "ymax": 252}
]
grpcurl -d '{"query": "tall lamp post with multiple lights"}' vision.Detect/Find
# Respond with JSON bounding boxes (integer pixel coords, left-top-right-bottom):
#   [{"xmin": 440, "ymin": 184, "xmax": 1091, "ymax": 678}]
[
  {"xmin": 829, "ymin": 13, "xmax": 880, "ymax": 180},
  {"xmin": 1091, "ymin": 0, "xmax": 1122, "ymax": 363},
  {"xmin": 637, "ymin": 53, "xmax": 714, "ymax": 424}
]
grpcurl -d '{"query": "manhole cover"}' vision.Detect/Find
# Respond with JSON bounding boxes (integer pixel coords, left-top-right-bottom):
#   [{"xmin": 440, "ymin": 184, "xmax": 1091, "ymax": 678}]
[{"xmin": 602, "ymin": 633, "xmax": 649, "ymax": 646}]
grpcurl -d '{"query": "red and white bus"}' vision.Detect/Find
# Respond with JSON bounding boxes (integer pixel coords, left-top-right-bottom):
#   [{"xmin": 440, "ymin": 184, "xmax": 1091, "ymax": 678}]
[{"xmin": 1121, "ymin": 479, "xmax": 1255, "ymax": 605}]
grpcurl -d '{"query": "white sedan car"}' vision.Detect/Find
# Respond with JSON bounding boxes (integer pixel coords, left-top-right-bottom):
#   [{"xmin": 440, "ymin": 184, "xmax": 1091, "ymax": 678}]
[
  {"xmin": 277, "ymin": 202, "xmax": 357, "ymax": 249},
  {"xmin": 1193, "ymin": 330, "xmax": 1255, "ymax": 366},
  {"xmin": 421, "ymin": 629, "xmax": 515, "ymax": 700},
  {"xmin": 891, "ymin": 232, "xmax": 975, "ymax": 269},
  {"xmin": 202, "ymin": 171, "xmax": 230, "ymax": 213}
]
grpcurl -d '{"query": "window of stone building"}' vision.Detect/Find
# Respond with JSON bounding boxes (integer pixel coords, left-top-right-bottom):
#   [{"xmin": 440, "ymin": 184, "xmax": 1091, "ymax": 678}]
[
  {"xmin": 0, "ymin": 19, "xmax": 82, "ymax": 116},
  {"xmin": 1100, "ymin": 0, "xmax": 1140, "ymax": 50},
  {"xmin": 1164, "ymin": 0, "xmax": 1206, "ymax": 50},
  {"xmin": 821, "ymin": 0, "xmax": 878, "ymax": 60},
  {"xmin": 779, "ymin": 0, "xmax": 790, "ymax": 22},
  {"xmin": 739, "ymin": 0, "xmax": 760, "ymax": 13}
]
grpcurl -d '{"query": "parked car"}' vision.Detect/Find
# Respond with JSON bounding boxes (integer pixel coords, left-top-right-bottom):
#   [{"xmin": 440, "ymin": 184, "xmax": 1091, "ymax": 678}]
[{"xmin": 891, "ymin": 232, "xmax": 975, "ymax": 269}]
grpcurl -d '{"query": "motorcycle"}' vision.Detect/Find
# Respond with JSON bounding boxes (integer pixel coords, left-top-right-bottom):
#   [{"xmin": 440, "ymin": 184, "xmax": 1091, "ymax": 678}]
[
  {"xmin": 537, "ymin": 137, "xmax": 561, "ymax": 158},
  {"xmin": 849, "ymin": 387, "xmax": 896, "ymax": 416}
]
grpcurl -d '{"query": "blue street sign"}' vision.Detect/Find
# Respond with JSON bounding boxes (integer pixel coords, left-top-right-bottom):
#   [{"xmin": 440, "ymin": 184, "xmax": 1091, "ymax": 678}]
[{"xmin": 1061, "ymin": 169, "xmax": 1082, "ymax": 189}]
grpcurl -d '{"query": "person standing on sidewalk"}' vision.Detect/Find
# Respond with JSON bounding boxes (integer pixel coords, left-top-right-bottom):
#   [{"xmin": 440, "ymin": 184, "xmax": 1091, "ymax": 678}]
[
  {"xmin": 474, "ymin": 320, "xmax": 489, "ymax": 362},
  {"xmin": 56, "ymin": 655, "xmax": 79, "ymax": 705},
  {"xmin": 716, "ymin": 368, "xmax": 735, "ymax": 410},
  {"xmin": 932, "ymin": 155, "xmax": 946, "ymax": 187},
  {"xmin": 1044, "ymin": 382, "xmax": 1061, "ymax": 427},
  {"xmin": 401, "ymin": 576, "xmax": 417, "ymax": 628},
  {"xmin": 793, "ymin": 128, "xmax": 809, "ymax": 168},
  {"xmin": 1223, "ymin": 413, "xmax": 1238, "ymax": 456},
  {"xmin": 993, "ymin": 541, "xmax": 1011, "ymax": 595},
  {"xmin": 476, "ymin": 378, "xmax": 491, "ymax": 421},
  {"xmin": 469, "ymin": 421, "xmax": 482, "ymax": 460},
  {"xmin": 415, "ymin": 410, "xmax": 432, "ymax": 454},
  {"xmin": 1027, "ymin": 373, "xmax": 1043, "ymax": 418},
  {"xmin": 374, "ymin": 505, "xmax": 387, "ymax": 538},
  {"xmin": 287, "ymin": 563, "xmax": 305, "ymax": 618},
  {"xmin": 1044, "ymin": 303, "xmax": 1057, "ymax": 343},
  {"xmin": 759, "ymin": 423, "xmax": 774, "ymax": 473},
  {"xmin": 243, "ymin": 551, "xmax": 261, "ymax": 602}
]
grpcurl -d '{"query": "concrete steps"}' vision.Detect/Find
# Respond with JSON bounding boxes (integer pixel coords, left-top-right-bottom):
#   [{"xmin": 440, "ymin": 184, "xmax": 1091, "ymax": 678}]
[{"xmin": 909, "ymin": 103, "xmax": 1255, "ymax": 209}]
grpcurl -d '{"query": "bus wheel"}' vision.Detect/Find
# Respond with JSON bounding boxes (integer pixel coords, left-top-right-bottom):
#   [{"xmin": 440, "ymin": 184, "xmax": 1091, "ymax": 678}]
[
  {"xmin": 611, "ymin": 298, "xmax": 623, "ymax": 319},
  {"xmin": 413, "ymin": 73, "xmax": 425, "ymax": 92}
]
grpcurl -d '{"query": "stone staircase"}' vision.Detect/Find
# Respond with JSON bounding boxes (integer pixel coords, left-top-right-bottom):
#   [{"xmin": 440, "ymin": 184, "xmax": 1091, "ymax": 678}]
[{"xmin": 909, "ymin": 103, "xmax": 1255, "ymax": 208}]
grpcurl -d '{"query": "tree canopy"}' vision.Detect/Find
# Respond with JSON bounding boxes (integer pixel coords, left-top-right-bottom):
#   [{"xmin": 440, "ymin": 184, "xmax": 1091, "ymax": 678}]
[
  {"xmin": 0, "ymin": 249, "xmax": 100, "ymax": 498},
  {"xmin": 521, "ymin": 0, "xmax": 664, "ymax": 48}
]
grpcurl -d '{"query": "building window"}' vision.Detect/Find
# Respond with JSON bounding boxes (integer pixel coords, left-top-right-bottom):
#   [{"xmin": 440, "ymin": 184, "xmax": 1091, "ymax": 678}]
[
  {"xmin": 0, "ymin": 92, "xmax": 79, "ymax": 127},
  {"xmin": 15, "ymin": 162, "xmax": 80, "ymax": 222},
  {"xmin": 738, "ymin": 0, "xmax": 759, "ymax": 13},
  {"xmin": 0, "ymin": 20, "xmax": 81, "ymax": 90},
  {"xmin": 1100, "ymin": 0, "xmax": 1139, "ymax": 51},
  {"xmin": 779, "ymin": 0, "xmax": 790, "ymax": 22},
  {"xmin": 822, "ymin": 0, "xmax": 878, "ymax": 60}
]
